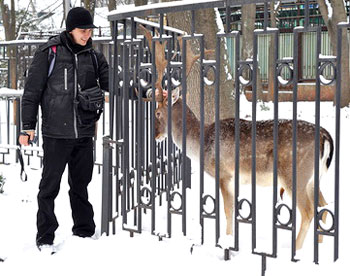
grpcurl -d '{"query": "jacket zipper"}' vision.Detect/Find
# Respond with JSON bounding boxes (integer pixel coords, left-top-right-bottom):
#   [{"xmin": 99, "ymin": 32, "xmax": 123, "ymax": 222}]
[
  {"xmin": 69, "ymin": 46, "xmax": 93, "ymax": 139},
  {"xmin": 73, "ymin": 54, "xmax": 79, "ymax": 138},
  {"xmin": 64, "ymin": 68, "xmax": 68, "ymax": 90}
]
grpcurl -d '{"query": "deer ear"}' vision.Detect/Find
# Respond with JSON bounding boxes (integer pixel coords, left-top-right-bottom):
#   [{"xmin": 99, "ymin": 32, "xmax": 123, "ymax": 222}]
[{"xmin": 171, "ymin": 87, "xmax": 180, "ymax": 106}]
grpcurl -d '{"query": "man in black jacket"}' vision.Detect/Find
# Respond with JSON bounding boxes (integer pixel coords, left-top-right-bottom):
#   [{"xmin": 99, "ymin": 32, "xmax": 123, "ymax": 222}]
[{"xmin": 19, "ymin": 7, "xmax": 109, "ymax": 252}]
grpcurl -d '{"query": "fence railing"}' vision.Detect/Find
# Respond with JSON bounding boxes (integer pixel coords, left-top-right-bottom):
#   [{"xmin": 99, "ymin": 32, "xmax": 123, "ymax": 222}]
[
  {"xmin": 227, "ymin": 30, "xmax": 336, "ymax": 82},
  {"xmin": 102, "ymin": 0, "xmax": 344, "ymax": 275}
]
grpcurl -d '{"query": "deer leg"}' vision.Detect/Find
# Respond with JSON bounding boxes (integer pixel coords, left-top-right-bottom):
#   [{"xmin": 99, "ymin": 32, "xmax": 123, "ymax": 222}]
[
  {"xmin": 306, "ymin": 183, "xmax": 329, "ymax": 244},
  {"xmin": 280, "ymin": 178, "xmax": 313, "ymax": 250},
  {"xmin": 220, "ymin": 180, "xmax": 234, "ymax": 235},
  {"xmin": 296, "ymin": 195, "xmax": 314, "ymax": 250}
]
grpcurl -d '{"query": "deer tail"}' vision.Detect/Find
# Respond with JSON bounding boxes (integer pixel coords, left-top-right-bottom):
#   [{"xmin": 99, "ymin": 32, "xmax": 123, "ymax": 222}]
[{"xmin": 321, "ymin": 128, "xmax": 334, "ymax": 169}]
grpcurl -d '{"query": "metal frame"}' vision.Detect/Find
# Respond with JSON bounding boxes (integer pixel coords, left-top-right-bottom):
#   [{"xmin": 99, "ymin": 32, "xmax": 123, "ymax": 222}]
[{"xmin": 103, "ymin": 2, "xmax": 343, "ymax": 274}]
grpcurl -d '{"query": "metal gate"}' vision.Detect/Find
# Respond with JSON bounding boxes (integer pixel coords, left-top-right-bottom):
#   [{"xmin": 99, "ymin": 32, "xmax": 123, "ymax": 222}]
[{"xmin": 101, "ymin": 0, "xmax": 345, "ymax": 273}]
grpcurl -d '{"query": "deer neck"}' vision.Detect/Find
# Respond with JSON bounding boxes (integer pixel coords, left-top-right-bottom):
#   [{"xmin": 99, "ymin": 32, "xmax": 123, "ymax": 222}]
[{"xmin": 170, "ymin": 98, "xmax": 201, "ymax": 161}]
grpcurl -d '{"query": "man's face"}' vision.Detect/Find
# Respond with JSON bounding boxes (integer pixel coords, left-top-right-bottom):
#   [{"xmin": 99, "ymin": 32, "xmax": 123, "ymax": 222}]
[{"xmin": 70, "ymin": 28, "xmax": 92, "ymax": 46}]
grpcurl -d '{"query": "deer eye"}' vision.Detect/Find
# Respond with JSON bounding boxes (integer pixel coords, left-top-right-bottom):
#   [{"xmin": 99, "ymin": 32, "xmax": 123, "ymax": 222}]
[{"xmin": 156, "ymin": 111, "xmax": 161, "ymax": 118}]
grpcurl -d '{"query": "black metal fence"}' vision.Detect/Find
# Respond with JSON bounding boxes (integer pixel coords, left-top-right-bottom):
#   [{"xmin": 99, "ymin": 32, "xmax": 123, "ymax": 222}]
[{"xmin": 102, "ymin": 0, "xmax": 344, "ymax": 274}]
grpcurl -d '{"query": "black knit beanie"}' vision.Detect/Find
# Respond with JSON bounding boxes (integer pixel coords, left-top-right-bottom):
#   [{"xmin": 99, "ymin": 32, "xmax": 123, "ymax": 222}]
[{"xmin": 66, "ymin": 7, "xmax": 97, "ymax": 32}]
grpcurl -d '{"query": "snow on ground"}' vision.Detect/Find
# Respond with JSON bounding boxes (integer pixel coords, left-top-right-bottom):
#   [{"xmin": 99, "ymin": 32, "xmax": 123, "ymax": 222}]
[{"xmin": 1, "ymin": 99, "xmax": 350, "ymax": 276}]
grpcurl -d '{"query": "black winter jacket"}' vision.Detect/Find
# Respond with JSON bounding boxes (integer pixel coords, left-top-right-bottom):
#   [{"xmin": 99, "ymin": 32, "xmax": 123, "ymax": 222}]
[{"xmin": 22, "ymin": 31, "xmax": 109, "ymax": 139}]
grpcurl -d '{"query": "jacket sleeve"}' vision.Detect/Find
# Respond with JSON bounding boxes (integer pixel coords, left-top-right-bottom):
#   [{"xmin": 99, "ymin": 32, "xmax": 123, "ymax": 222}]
[
  {"xmin": 96, "ymin": 50, "xmax": 109, "ymax": 92},
  {"xmin": 21, "ymin": 47, "xmax": 49, "ymax": 130}
]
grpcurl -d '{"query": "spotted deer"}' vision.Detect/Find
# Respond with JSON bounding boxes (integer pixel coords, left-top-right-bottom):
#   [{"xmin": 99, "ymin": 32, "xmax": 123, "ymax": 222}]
[{"xmin": 139, "ymin": 25, "xmax": 334, "ymax": 250}]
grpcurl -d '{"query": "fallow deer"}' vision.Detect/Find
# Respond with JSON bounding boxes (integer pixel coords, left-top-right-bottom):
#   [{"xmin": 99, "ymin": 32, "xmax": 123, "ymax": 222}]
[{"xmin": 139, "ymin": 25, "xmax": 334, "ymax": 250}]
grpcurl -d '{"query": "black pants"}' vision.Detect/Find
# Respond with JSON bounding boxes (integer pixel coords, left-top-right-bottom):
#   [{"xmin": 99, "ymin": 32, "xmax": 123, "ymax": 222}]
[{"xmin": 36, "ymin": 136, "xmax": 95, "ymax": 245}]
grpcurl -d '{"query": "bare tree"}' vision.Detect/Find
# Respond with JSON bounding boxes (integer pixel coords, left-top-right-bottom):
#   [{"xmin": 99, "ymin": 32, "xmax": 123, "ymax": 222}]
[
  {"xmin": 0, "ymin": 0, "xmax": 19, "ymax": 127},
  {"xmin": 108, "ymin": 0, "xmax": 117, "ymax": 31},
  {"xmin": 318, "ymin": 0, "xmax": 350, "ymax": 107},
  {"xmin": 61, "ymin": 0, "xmax": 71, "ymax": 28},
  {"xmin": 135, "ymin": 0, "xmax": 147, "ymax": 6},
  {"xmin": 108, "ymin": 0, "xmax": 117, "ymax": 11},
  {"xmin": 162, "ymin": 1, "xmax": 235, "ymax": 124},
  {"xmin": 241, "ymin": 4, "xmax": 264, "ymax": 101},
  {"xmin": 0, "ymin": 0, "xmax": 17, "ymax": 89},
  {"xmin": 83, "ymin": 0, "xmax": 96, "ymax": 19},
  {"xmin": 267, "ymin": 1, "xmax": 278, "ymax": 101}
]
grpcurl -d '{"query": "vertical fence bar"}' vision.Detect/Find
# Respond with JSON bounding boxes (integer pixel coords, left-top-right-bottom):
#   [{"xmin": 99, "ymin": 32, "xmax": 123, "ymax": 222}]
[
  {"xmin": 160, "ymin": 14, "xmax": 164, "ymax": 36},
  {"xmin": 182, "ymin": 37, "xmax": 188, "ymax": 236},
  {"xmin": 101, "ymin": 136, "xmax": 113, "ymax": 235},
  {"xmin": 110, "ymin": 20, "xmax": 118, "ymax": 139},
  {"xmin": 234, "ymin": 31, "xmax": 240, "ymax": 252},
  {"xmin": 291, "ymin": 27, "xmax": 299, "ymax": 261},
  {"xmin": 334, "ymin": 23, "xmax": 344, "ymax": 262},
  {"xmin": 252, "ymin": 30, "xmax": 258, "ymax": 252},
  {"xmin": 199, "ymin": 34, "xmax": 205, "ymax": 244},
  {"xmin": 272, "ymin": 29, "xmax": 279, "ymax": 258},
  {"xmin": 151, "ymin": 39, "xmax": 157, "ymax": 234},
  {"xmin": 134, "ymin": 39, "xmax": 143, "ymax": 234},
  {"xmin": 15, "ymin": 97, "xmax": 20, "ymax": 159},
  {"xmin": 313, "ymin": 26, "xmax": 322, "ymax": 265},
  {"xmin": 166, "ymin": 37, "xmax": 173, "ymax": 238},
  {"xmin": 304, "ymin": 0, "xmax": 310, "ymax": 28},
  {"xmin": 191, "ymin": 10, "xmax": 196, "ymax": 35},
  {"xmin": 7, "ymin": 100, "xmax": 10, "ymax": 156},
  {"xmin": 215, "ymin": 35, "xmax": 221, "ymax": 246},
  {"xmin": 225, "ymin": 0, "xmax": 230, "ymax": 34},
  {"xmin": 113, "ymin": 22, "xmax": 122, "ymax": 224},
  {"xmin": 263, "ymin": 2, "xmax": 268, "ymax": 31},
  {"xmin": 136, "ymin": 61, "xmax": 143, "ymax": 234},
  {"xmin": 122, "ymin": 43, "xmax": 130, "ymax": 226}
]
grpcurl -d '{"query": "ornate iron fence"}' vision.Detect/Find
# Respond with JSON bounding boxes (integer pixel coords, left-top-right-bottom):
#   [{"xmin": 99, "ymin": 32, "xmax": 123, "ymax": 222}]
[{"xmin": 102, "ymin": 0, "xmax": 344, "ymax": 275}]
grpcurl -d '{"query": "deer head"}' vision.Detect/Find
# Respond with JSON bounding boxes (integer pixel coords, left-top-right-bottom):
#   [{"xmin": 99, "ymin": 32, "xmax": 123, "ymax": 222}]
[
  {"xmin": 154, "ymin": 87, "xmax": 181, "ymax": 141},
  {"xmin": 139, "ymin": 24, "xmax": 213, "ymax": 106},
  {"xmin": 139, "ymin": 24, "xmax": 214, "ymax": 144}
]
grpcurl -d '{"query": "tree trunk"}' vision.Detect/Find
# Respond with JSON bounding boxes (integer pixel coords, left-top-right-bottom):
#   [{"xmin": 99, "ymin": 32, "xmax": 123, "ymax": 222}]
[
  {"xmin": 241, "ymin": 4, "xmax": 255, "ymax": 62},
  {"xmin": 0, "ymin": 0, "xmax": 18, "ymax": 126},
  {"xmin": 108, "ymin": 0, "xmax": 117, "ymax": 31},
  {"xmin": 135, "ymin": 0, "xmax": 148, "ymax": 6},
  {"xmin": 83, "ymin": 0, "xmax": 96, "ymax": 19},
  {"xmin": 318, "ymin": 0, "xmax": 350, "ymax": 107},
  {"xmin": 62, "ymin": 0, "xmax": 71, "ymax": 28},
  {"xmin": 0, "ymin": 0, "xmax": 17, "ymax": 89},
  {"xmin": 241, "ymin": 4, "xmax": 264, "ymax": 101},
  {"xmin": 108, "ymin": 0, "xmax": 117, "ymax": 12},
  {"xmin": 162, "ymin": 1, "xmax": 235, "ymax": 124}
]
